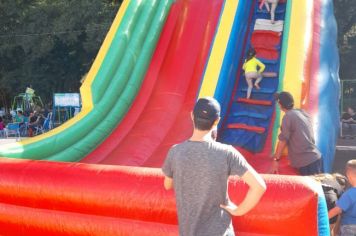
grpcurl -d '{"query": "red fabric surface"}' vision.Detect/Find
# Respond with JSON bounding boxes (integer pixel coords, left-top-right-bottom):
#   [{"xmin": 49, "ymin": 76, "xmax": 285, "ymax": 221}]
[
  {"xmin": 237, "ymin": 98, "xmax": 272, "ymax": 106},
  {"xmin": 0, "ymin": 159, "xmax": 317, "ymax": 235},
  {"xmin": 251, "ymin": 30, "xmax": 281, "ymax": 61},
  {"xmin": 251, "ymin": 31, "xmax": 281, "ymax": 47},
  {"xmin": 83, "ymin": 0, "xmax": 223, "ymax": 166},
  {"xmin": 0, "ymin": 202, "xmax": 178, "ymax": 236},
  {"xmin": 303, "ymin": 0, "xmax": 321, "ymax": 115},
  {"xmin": 227, "ymin": 123, "xmax": 266, "ymax": 133},
  {"xmin": 258, "ymin": 0, "xmax": 286, "ymax": 3},
  {"xmin": 81, "ymin": 1, "xmax": 181, "ymax": 164},
  {"xmin": 255, "ymin": 46, "xmax": 280, "ymax": 60}
]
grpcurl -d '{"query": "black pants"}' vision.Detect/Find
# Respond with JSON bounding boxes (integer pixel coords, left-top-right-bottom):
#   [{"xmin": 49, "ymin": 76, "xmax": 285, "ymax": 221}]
[{"xmin": 298, "ymin": 159, "xmax": 322, "ymax": 176}]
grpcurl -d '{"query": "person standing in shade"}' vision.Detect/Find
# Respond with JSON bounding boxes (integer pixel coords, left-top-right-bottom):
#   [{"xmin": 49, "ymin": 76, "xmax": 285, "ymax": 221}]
[
  {"xmin": 243, "ymin": 48, "xmax": 265, "ymax": 99},
  {"xmin": 162, "ymin": 97, "xmax": 266, "ymax": 236},
  {"xmin": 341, "ymin": 106, "xmax": 356, "ymax": 138},
  {"xmin": 270, "ymin": 91, "xmax": 322, "ymax": 175}
]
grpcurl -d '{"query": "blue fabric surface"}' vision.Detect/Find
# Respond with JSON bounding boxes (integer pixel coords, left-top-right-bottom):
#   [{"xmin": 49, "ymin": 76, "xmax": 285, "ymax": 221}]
[
  {"xmin": 218, "ymin": 0, "xmax": 286, "ymax": 152},
  {"xmin": 316, "ymin": 0, "xmax": 340, "ymax": 173}
]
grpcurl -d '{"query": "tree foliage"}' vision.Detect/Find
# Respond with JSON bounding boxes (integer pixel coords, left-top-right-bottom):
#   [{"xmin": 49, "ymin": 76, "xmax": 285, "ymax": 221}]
[
  {"xmin": 334, "ymin": 0, "xmax": 356, "ymax": 80},
  {"xmin": 0, "ymin": 0, "xmax": 354, "ymax": 110},
  {"xmin": 0, "ymin": 0, "xmax": 121, "ymax": 109}
]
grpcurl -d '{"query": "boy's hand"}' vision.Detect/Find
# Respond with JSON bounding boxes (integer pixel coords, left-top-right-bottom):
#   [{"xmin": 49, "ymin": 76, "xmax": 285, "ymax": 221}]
[
  {"xmin": 269, "ymin": 158, "xmax": 279, "ymax": 174},
  {"xmin": 268, "ymin": 154, "xmax": 279, "ymax": 174},
  {"xmin": 220, "ymin": 201, "xmax": 241, "ymax": 216}
]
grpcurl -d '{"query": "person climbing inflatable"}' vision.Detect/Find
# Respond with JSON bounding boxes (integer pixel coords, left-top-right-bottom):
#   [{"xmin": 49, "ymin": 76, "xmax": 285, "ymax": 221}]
[{"xmin": 242, "ymin": 48, "xmax": 265, "ymax": 99}]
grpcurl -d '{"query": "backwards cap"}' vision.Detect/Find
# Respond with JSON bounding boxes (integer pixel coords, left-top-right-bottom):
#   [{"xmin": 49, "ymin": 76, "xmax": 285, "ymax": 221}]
[{"xmin": 193, "ymin": 97, "xmax": 220, "ymax": 122}]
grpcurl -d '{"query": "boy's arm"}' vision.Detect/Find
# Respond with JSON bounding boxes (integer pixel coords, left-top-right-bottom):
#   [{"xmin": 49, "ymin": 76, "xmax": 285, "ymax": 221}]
[
  {"xmin": 272, "ymin": 115, "xmax": 290, "ymax": 160},
  {"xmin": 273, "ymin": 140, "xmax": 286, "ymax": 160},
  {"xmin": 162, "ymin": 148, "xmax": 174, "ymax": 190},
  {"xmin": 220, "ymin": 168, "xmax": 266, "ymax": 216},
  {"xmin": 269, "ymin": 140, "xmax": 286, "ymax": 174},
  {"xmin": 164, "ymin": 176, "xmax": 173, "ymax": 190},
  {"xmin": 328, "ymin": 206, "xmax": 342, "ymax": 219}
]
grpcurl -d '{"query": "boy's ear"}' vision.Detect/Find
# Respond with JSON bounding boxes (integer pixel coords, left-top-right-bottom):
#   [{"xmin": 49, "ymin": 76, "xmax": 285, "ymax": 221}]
[{"xmin": 213, "ymin": 117, "xmax": 220, "ymax": 126}]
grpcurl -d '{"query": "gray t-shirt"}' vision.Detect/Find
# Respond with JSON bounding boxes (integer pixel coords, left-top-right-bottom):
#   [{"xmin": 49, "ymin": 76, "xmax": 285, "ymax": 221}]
[
  {"xmin": 162, "ymin": 140, "xmax": 248, "ymax": 236},
  {"xmin": 278, "ymin": 109, "xmax": 321, "ymax": 168}
]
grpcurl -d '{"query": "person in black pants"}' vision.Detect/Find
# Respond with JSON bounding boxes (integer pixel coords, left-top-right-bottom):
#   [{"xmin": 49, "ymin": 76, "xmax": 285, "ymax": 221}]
[{"xmin": 271, "ymin": 91, "xmax": 322, "ymax": 175}]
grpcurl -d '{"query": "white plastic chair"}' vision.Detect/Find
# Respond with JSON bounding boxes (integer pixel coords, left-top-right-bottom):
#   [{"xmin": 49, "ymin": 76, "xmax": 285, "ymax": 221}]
[
  {"xmin": 5, "ymin": 123, "xmax": 21, "ymax": 140},
  {"xmin": 0, "ymin": 129, "xmax": 5, "ymax": 138}
]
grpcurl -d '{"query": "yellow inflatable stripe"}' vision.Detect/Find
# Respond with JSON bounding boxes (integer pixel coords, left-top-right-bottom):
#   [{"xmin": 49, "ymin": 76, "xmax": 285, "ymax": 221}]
[
  {"xmin": 274, "ymin": 0, "xmax": 313, "ymax": 152},
  {"xmin": 274, "ymin": 0, "xmax": 313, "ymax": 153},
  {"xmin": 19, "ymin": 0, "xmax": 131, "ymax": 145},
  {"xmin": 198, "ymin": 0, "xmax": 239, "ymax": 98},
  {"xmin": 80, "ymin": 0, "xmax": 131, "ymax": 110},
  {"xmin": 282, "ymin": 0, "xmax": 312, "ymax": 109}
]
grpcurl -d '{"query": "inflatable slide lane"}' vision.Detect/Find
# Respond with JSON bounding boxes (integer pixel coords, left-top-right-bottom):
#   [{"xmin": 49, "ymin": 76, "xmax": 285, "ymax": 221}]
[
  {"xmin": 81, "ymin": 0, "xmax": 225, "ymax": 166},
  {"xmin": 0, "ymin": 0, "xmax": 174, "ymax": 162},
  {"xmin": 0, "ymin": 0, "xmax": 339, "ymax": 235},
  {"xmin": 200, "ymin": 0, "xmax": 339, "ymax": 174},
  {"xmin": 0, "ymin": 1, "xmax": 339, "ymax": 172}
]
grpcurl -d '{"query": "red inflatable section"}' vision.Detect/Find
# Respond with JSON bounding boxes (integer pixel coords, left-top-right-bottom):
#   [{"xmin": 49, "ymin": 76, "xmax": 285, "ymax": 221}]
[
  {"xmin": 81, "ymin": 0, "xmax": 224, "ymax": 167},
  {"xmin": 0, "ymin": 159, "xmax": 319, "ymax": 235},
  {"xmin": 80, "ymin": 1, "xmax": 182, "ymax": 163}
]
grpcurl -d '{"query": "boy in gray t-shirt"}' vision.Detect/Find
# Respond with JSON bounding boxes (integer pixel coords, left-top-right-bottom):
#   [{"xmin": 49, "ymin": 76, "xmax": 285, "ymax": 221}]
[
  {"xmin": 162, "ymin": 97, "xmax": 266, "ymax": 236},
  {"xmin": 271, "ymin": 91, "xmax": 322, "ymax": 175}
]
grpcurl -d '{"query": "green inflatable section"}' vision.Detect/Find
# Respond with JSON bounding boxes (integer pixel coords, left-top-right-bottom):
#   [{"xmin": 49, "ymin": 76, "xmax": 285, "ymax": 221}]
[{"xmin": 0, "ymin": 0, "xmax": 174, "ymax": 161}]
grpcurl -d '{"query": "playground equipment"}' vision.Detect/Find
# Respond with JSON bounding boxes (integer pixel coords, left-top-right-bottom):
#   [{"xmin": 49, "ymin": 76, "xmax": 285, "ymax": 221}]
[
  {"xmin": 0, "ymin": 0, "xmax": 339, "ymax": 234},
  {"xmin": 11, "ymin": 88, "xmax": 44, "ymax": 113}
]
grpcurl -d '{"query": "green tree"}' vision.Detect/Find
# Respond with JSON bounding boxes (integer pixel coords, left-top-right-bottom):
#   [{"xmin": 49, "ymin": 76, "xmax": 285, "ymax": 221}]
[
  {"xmin": 334, "ymin": 0, "xmax": 356, "ymax": 80},
  {"xmin": 0, "ymin": 0, "xmax": 121, "ymax": 110},
  {"xmin": 1, "ymin": 1, "xmax": 352, "ymax": 110}
]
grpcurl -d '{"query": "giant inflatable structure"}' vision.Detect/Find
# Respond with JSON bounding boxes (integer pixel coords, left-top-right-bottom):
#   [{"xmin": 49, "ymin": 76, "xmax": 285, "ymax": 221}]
[{"xmin": 0, "ymin": 0, "xmax": 339, "ymax": 235}]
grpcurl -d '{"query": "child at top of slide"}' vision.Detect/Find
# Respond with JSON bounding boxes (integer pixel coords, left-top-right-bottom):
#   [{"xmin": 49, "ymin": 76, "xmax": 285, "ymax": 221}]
[
  {"xmin": 243, "ymin": 48, "xmax": 265, "ymax": 99},
  {"xmin": 260, "ymin": 0, "xmax": 279, "ymax": 24}
]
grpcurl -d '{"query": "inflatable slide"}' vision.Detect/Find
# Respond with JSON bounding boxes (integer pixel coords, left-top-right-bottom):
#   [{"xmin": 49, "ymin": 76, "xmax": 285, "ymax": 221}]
[
  {"xmin": 0, "ymin": 0, "xmax": 339, "ymax": 235},
  {"xmin": 0, "ymin": 0, "xmax": 339, "ymax": 172}
]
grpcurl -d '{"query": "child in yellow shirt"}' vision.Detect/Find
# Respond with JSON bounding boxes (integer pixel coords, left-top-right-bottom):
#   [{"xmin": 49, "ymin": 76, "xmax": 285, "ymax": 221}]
[{"xmin": 243, "ymin": 49, "xmax": 265, "ymax": 99}]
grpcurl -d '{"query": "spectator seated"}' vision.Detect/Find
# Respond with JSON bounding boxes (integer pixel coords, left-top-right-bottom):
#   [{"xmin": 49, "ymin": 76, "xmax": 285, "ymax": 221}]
[{"xmin": 340, "ymin": 107, "xmax": 356, "ymax": 138}]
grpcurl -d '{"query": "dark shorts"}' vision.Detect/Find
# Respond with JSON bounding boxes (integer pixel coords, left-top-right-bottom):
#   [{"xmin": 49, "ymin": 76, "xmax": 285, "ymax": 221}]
[{"xmin": 298, "ymin": 159, "xmax": 322, "ymax": 176}]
